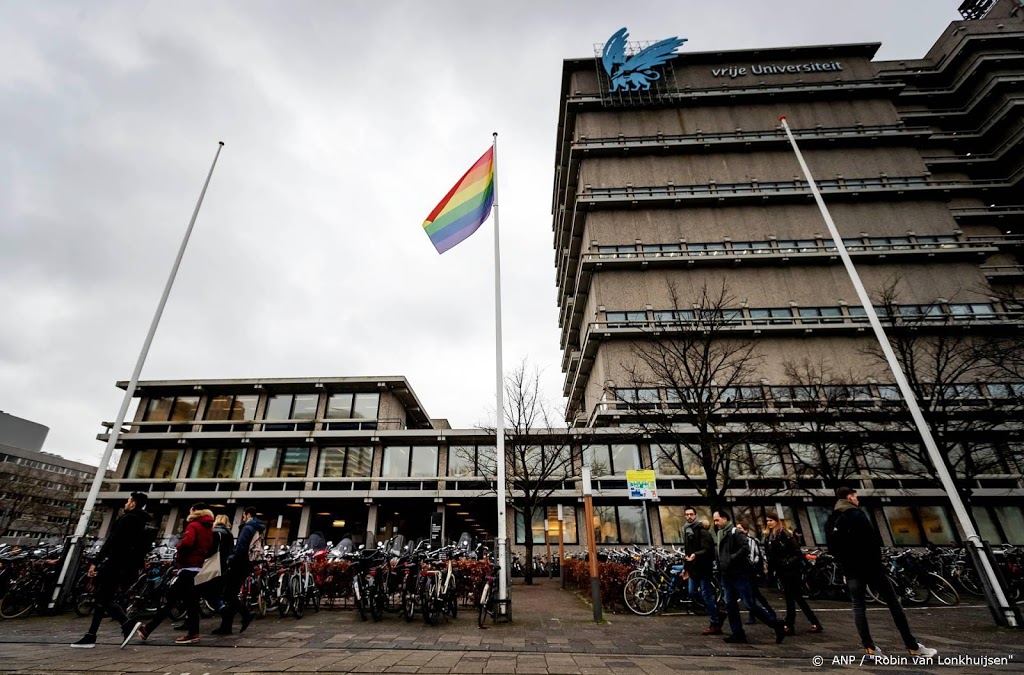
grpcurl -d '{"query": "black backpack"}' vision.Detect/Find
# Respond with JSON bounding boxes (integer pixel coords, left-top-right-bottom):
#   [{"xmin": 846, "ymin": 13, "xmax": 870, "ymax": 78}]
[
  {"xmin": 824, "ymin": 509, "xmax": 851, "ymax": 561},
  {"xmin": 128, "ymin": 524, "xmax": 158, "ymax": 565}
]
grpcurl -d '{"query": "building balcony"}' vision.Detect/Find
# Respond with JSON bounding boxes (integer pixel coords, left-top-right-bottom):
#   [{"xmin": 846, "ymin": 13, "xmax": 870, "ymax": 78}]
[
  {"xmin": 981, "ymin": 264, "xmax": 1024, "ymax": 282},
  {"xmin": 558, "ymin": 234, "xmax": 999, "ymax": 349},
  {"xmin": 102, "ymin": 416, "xmax": 408, "ymax": 438}
]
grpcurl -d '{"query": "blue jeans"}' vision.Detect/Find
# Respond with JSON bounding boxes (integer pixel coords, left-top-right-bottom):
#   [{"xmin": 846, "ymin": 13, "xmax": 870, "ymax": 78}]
[
  {"xmin": 688, "ymin": 576, "xmax": 720, "ymax": 626},
  {"xmin": 722, "ymin": 575, "xmax": 779, "ymax": 636}
]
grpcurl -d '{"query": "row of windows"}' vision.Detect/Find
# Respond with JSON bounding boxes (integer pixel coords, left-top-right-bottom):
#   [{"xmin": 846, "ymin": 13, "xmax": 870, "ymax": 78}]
[
  {"xmin": 525, "ymin": 503, "xmax": 1024, "ymax": 547},
  {"xmin": 0, "ymin": 453, "xmax": 92, "ymax": 479},
  {"xmin": 594, "ymin": 234, "xmax": 962, "ymax": 259},
  {"xmin": 603, "ymin": 301, "xmax": 1006, "ymax": 328},
  {"xmin": 125, "ymin": 441, "xmax": 1024, "ymax": 481},
  {"xmin": 575, "ymin": 122, "xmax": 913, "ymax": 147},
  {"xmin": 585, "ymin": 175, "xmax": 933, "ymax": 199},
  {"xmin": 142, "ymin": 392, "xmax": 381, "ymax": 429},
  {"xmin": 612, "ymin": 382, "xmax": 1024, "ymax": 408}
]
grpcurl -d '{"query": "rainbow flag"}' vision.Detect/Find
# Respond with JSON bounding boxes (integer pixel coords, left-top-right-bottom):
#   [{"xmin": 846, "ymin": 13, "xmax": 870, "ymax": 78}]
[{"xmin": 422, "ymin": 147, "xmax": 495, "ymax": 254}]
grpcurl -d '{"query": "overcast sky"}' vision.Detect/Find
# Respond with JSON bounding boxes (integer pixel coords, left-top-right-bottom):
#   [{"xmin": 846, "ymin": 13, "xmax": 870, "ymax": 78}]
[{"xmin": 1, "ymin": 1, "xmax": 964, "ymax": 465}]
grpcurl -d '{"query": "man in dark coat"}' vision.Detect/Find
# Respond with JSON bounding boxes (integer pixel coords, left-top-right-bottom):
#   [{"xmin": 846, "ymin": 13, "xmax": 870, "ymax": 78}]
[
  {"xmin": 682, "ymin": 507, "xmax": 721, "ymax": 634},
  {"xmin": 713, "ymin": 509, "xmax": 786, "ymax": 644},
  {"xmin": 214, "ymin": 506, "xmax": 265, "ymax": 634},
  {"xmin": 71, "ymin": 492, "xmax": 152, "ymax": 649},
  {"xmin": 827, "ymin": 487, "xmax": 937, "ymax": 660}
]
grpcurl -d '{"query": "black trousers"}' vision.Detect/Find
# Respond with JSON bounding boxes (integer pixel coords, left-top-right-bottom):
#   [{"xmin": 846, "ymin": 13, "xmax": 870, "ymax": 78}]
[
  {"xmin": 87, "ymin": 568, "xmax": 131, "ymax": 636},
  {"xmin": 145, "ymin": 569, "xmax": 199, "ymax": 636},
  {"xmin": 219, "ymin": 563, "xmax": 251, "ymax": 628},
  {"xmin": 778, "ymin": 572, "xmax": 820, "ymax": 629},
  {"xmin": 847, "ymin": 568, "xmax": 917, "ymax": 650}
]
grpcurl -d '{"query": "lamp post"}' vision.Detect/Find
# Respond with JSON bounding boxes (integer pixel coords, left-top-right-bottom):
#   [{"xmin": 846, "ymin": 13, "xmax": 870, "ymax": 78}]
[
  {"xmin": 557, "ymin": 504, "xmax": 565, "ymax": 589},
  {"xmin": 581, "ymin": 465, "xmax": 601, "ymax": 622},
  {"xmin": 544, "ymin": 516, "xmax": 552, "ymax": 579}
]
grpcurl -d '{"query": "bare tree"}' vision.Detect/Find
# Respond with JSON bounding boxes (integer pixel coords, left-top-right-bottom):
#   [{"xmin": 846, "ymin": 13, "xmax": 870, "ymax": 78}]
[
  {"xmin": 471, "ymin": 360, "xmax": 574, "ymax": 585},
  {"xmin": 0, "ymin": 463, "xmax": 60, "ymax": 538},
  {"xmin": 613, "ymin": 281, "xmax": 767, "ymax": 504},
  {"xmin": 860, "ymin": 280, "xmax": 1019, "ymax": 506},
  {"xmin": 776, "ymin": 358, "xmax": 870, "ymax": 492}
]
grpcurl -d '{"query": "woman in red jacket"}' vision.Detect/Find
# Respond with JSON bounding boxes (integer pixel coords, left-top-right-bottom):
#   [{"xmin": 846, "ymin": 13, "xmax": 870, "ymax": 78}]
[{"xmin": 130, "ymin": 503, "xmax": 214, "ymax": 645}]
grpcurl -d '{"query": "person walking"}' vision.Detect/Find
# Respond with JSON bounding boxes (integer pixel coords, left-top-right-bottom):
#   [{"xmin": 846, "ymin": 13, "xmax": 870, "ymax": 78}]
[
  {"xmin": 713, "ymin": 509, "xmax": 786, "ymax": 644},
  {"xmin": 71, "ymin": 492, "xmax": 153, "ymax": 649},
  {"xmin": 214, "ymin": 506, "xmax": 265, "ymax": 635},
  {"xmin": 130, "ymin": 503, "xmax": 214, "ymax": 645},
  {"xmin": 173, "ymin": 513, "xmax": 233, "ymax": 631},
  {"xmin": 682, "ymin": 507, "xmax": 722, "ymax": 635},
  {"xmin": 764, "ymin": 512, "xmax": 822, "ymax": 635},
  {"xmin": 826, "ymin": 487, "xmax": 937, "ymax": 659},
  {"xmin": 735, "ymin": 521, "xmax": 774, "ymax": 625}
]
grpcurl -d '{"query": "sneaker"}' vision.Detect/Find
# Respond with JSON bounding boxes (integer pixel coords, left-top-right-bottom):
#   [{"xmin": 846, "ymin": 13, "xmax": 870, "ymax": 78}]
[
  {"xmin": 865, "ymin": 646, "xmax": 883, "ymax": 661},
  {"xmin": 773, "ymin": 621, "xmax": 787, "ymax": 644},
  {"xmin": 723, "ymin": 633, "xmax": 748, "ymax": 644},
  {"xmin": 71, "ymin": 634, "xmax": 96, "ymax": 649},
  {"xmin": 137, "ymin": 625, "xmax": 151, "ymax": 642},
  {"xmin": 909, "ymin": 643, "xmax": 937, "ymax": 658},
  {"xmin": 174, "ymin": 633, "xmax": 200, "ymax": 645},
  {"xmin": 120, "ymin": 622, "xmax": 143, "ymax": 649},
  {"xmin": 702, "ymin": 624, "xmax": 723, "ymax": 636},
  {"xmin": 808, "ymin": 624, "xmax": 824, "ymax": 633}
]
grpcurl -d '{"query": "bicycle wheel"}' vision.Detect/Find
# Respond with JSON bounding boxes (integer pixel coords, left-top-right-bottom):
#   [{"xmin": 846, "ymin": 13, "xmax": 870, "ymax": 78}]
[
  {"xmin": 291, "ymin": 575, "xmax": 305, "ymax": 619},
  {"xmin": 477, "ymin": 582, "xmax": 491, "ymax": 628},
  {"xmin": 900, "ymin": 574, "xmax": 931, "ymax": 605},
  {"xmin": 370, "ymin": 577, "xmax": 385, "ymax": 622},
  {"xmin": 260, "ymin": 577, "xmax": 278, "ymax": 614},
  {"xmin": 402, "ymin": 587, "xmax": 417, "ymax": 622},
  {"xmin": 623, "ymin": 577, "xmax": 660, "ymax": 616},
  {"xmin": 955, "ymin": 567, "xmax": 984, "ymax": 596},
  {"xmin": 353, "ymin": 577, "xmax": 368, "ymax": 621},
  {"xmin": 0, "ymin": 579, "xmax": 38, "ymax": 619},
  {"xmin": 444, "ymin": 584, "xmax": 458, "ymax": 619},
  {"xmin": 278, "ymin": 576, "xmax": 292, "ymax": 618},
  {"xmin": 421, "ymin": 577, "xmax": 439, "ymax": 626},
  {"xmin": 927, "ymin": 573, "xmax": 959, "ymax": 606},
  {"xmin": 75, "ymin": 592, "xmax": 96, "ymax": 618}
]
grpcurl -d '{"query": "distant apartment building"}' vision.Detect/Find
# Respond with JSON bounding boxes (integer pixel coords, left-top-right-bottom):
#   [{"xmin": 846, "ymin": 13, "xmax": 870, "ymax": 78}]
[{"xmin": 0, "ymin": 412, "xmax": 97, "ymax": 544}]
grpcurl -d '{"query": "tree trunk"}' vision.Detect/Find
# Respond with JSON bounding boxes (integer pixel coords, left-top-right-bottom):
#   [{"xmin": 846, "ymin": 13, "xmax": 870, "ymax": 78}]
[{"xmin": 523, "ymin": 505, "xmax": 535, "ymax": 585}]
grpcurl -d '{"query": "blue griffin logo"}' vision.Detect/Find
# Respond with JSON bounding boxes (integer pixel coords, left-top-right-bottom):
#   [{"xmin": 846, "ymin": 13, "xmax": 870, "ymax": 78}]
[{"xmin": 601, "ymin": 27, "xmax": 687, "ymax": 92}]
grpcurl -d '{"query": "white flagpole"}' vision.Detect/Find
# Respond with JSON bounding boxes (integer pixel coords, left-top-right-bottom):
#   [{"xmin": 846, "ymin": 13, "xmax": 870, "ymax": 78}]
[
  {"xmin": 49, "ymin": 141, "xmax": 225, "ymax": 608},
  {"xmin": 779, "ymin": 116, "xmax": 1017, "ymax": 628},
  {"xmin": 491, "ymin": 132, "xmax": 509, "ymax": 611}
]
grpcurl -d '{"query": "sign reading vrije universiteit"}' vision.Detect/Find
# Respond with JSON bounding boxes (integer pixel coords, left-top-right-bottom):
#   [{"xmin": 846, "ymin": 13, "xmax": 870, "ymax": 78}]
[{"xmin": 711, "ymin": 61, "xmax": 845, "ymax": 78}]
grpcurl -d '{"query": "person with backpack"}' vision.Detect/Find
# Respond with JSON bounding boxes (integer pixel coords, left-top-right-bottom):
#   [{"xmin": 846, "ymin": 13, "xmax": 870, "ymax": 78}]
[
  {"xmin": 712, "ymin": 509, "xmax": 786, "ymax": 644},
  {"xmin": 129, "ymin": 503, "xmax": 214, "ymax": 645},
  {"xmin": 214, "ymin": 506, "xmax": 264, "ymax": 635},
  {"xmin": 826, "ymin": 487, "xmax": 937, "ymax": 660},
  {"xmin": 735, "ymin": 522, "xmax": 774, "ymax": 626},
  {"xmin": 682, "ymin": 507, "xmax": 722, "ymax": 635},
  {"xmin": 71, "ymin": 492, "xmax": 153, "ymax": 649},
  {"xmin": 764, "ymin": 512, "xmax": 822, "ymax": 635}
]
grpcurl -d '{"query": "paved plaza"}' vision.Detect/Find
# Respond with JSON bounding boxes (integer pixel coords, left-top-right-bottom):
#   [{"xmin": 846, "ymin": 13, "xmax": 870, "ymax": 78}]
[{"xmin": 0, "ymin": 581, "xmax": 1020, "ymax": 674}]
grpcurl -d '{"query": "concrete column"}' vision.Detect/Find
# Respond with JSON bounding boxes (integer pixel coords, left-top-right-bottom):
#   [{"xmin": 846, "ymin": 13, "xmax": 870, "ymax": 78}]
[
  {"xmin": 365, "ymin": 503, "xmax": 378, "ymax": 546},
  {"xmin": 163, "ymin": 505, "xmax": 179, "ymax": 538},
  {"xmin": 298, "ymin": 504, "xmax": 312, "ymax": 539},
  {"xmin": 98, "ymin": 506, "xmax": 115, "ymax": 537},
  {"xmin": 231, "ymin": 507, "xmax": 244, "ymax": 536}
]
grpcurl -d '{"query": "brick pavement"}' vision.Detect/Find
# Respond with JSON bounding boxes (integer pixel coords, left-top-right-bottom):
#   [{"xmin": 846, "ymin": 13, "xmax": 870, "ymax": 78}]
[{"xmin": 0, "ymin": 579, "xmax": 1020, "ymax": 674}]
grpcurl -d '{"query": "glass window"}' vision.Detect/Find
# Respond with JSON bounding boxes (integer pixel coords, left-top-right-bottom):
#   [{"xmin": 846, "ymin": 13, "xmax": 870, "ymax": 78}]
[
  {"xmin": 345, "ymin": 447, "xmax": 372, "ymax": 477},
  {"xmin": 515, "ymin": 506, "xmax": 579, "ymax": 545},
  {"xmin": 291, "ymin": 395, "xmax": 318, "ymax": 420},
  {"xmin": 918, "ymin": 506, "xmax": 957, "ymax": 545},
  {"xmin": 584, "ymin": 445, "xmax": 612, "ymax": 477},
  {"xmin": 652, "ymin": 444, "xmax": 681, "ymax": 475},
  {"xmin": 447, "ymin": 446, "xmax": 476, "ymax": 477},
  {"xmin": 807, "ymin": 505, "xmax": 833, "ymax": 546},
  {"xmin": 279, "ymin": 448, "xmax": 310, "ymax": 477},
  {"xmin": 973, "ymin": 506, "xmax": 1004, "ymax": 544},
  {"xmin": 382, "ymin": 446, "xmax": 410, "ymax": 477},
  {"xmin": 318, "ymin": 447, "xmax": 346, "ymax": 477},
  {"xmin": 995, "ymin": 506, "xmax": 1024, "ymax": 544},
  {"xmin": 884, "ymin": 506, "xmax": 925, "ymax": 546},
  {"xmin": 352, "ymin": 393, "xmax": 380, "ymax": 419},
  {"xmin": 252, "ymin": 448, "xmax": 281, "ymax": 477},
  {"xmin": 326, "ymin": 394, "xmax": 354, "ymax": 419},
  {"xmin": 611, "ymin": 444, "xmax": 640, "ymax": 473},
  {"xmin": 128, "ymin": 449, "xmax": 182, "ymax": 479},
  {"xmin": 128, "ymin": 449, "xmax": 157, "ymax": 478},
  {"xmin": 592, "ymin": 505, "xmax": 649, "ymax": 545},
  {"xmin": 265, "ymin": 395, "xmax": 292, "ymax": 421},
  {"xmin": 658, "ymin": 505, "xmax": 695, "ymax": 544},
  {"xmin": 410, "ymin": 446, "xmax": 438, "ymax": 477},
  {"xmin": 144, "ymin": 398, "xmax": 175, "ymax": 421},
  {"xmin": 189, "ymin": 448, "xmax": 243, "ymax": 478}
]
